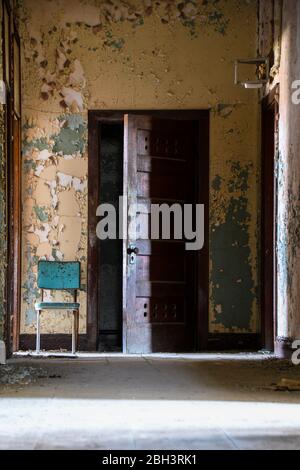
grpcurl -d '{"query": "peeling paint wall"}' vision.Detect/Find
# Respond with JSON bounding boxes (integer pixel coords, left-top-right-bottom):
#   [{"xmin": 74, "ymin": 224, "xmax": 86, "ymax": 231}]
[
  {"xmin": 211, "ymin": 161, "xmax": 258, "ymax": 332},
  {"xmin": 21, "ymin": 113, "xmax": 87, "ymax": 332},
  {"xmin": 259, "ymin": 0, "xmax": 300, "ymax": 346},
  {"xmin": 277, "ymin": 1, "xmax": 300, "ymax": 341},
  {"xmin": 18, "ymin": 0, "xmax": 260, "ymax": 336}
]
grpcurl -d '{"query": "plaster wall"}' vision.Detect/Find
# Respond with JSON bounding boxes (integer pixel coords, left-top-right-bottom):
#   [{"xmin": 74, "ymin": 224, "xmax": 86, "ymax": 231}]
[
  {"xmin": 18, "ymin": 0, "xmax": 260, "ymax": 337},
  {"xmin": 259, "ymin": 0, "xmax": 300, "ymax": 346},
  {"xmin": 276, "ymin": 0, "xmax": 300, "ymax": 340}
]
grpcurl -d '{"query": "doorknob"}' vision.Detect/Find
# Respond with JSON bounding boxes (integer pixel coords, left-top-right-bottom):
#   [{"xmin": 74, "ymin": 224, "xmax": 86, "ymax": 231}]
[
  {"xmin": 127, "ymin": 246, "xmax": 139, "ymax": 255},
  {"xmin": 127, "ymin": 245, "xmax": 139, "ymax": 264}
]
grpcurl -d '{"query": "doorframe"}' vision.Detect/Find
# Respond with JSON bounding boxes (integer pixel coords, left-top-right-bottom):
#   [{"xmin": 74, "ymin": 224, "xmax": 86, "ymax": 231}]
[
  {"xmin": 88, "ymin": 110, "xmax": 209, "ymax": 352},
  {"xmin": 261, "ymin": 85, "xmax": 279, "ymax": 351},
  {"xmin": 11, "ymin": 28, "xmax": 22, "ymax": 353},
  {"xmin": 2, "ymin": 1, "xmax": 22, "ymax": 355}
]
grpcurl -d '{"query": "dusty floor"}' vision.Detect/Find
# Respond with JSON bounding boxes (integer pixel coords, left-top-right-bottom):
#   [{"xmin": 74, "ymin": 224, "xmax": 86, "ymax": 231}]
[{"xmin": 1, "ymin": 353, "xmax": 300, "ymax": 450}]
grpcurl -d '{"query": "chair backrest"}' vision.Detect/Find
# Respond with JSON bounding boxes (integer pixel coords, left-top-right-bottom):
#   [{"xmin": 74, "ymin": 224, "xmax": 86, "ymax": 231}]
[{"xmin": 37, "ymin": 261, "xmax": 81, "ymax": 290}]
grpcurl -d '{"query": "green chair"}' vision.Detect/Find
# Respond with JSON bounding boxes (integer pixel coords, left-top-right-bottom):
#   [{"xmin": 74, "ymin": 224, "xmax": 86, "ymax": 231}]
[{"xmin": 35, "ymin": 261, "xmax": 81, "ymax": 354}]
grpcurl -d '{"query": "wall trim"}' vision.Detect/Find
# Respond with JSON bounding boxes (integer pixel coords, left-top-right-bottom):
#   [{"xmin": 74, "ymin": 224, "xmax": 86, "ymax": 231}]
[
  {"xmin": 19, "ymin": 333, "xmax": 262, "ymax": 353},
  {"xmin": 88, "ymin": 110, "xmax": 210, "ymax": 352},
  {"xmin": 19, "ymin": 334, "xmax": 88, "ymax": 352},
  {"xmin": 260, "ymin": 84, "xmax": 279, "ymax": 351},
  {"xmin": 207, "ymin": 333, "xmax": 261, "ymax": 351}
]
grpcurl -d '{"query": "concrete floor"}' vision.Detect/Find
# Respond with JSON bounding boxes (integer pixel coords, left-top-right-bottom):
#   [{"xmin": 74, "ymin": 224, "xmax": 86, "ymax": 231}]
[{"xmin": 1, "ymin": 353, "xmax": 300, "ymax": 450}]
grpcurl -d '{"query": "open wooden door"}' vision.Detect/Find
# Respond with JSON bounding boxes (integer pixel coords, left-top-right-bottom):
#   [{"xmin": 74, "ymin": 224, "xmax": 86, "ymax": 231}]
[{"xmin": 123, "ymin": 114, "xmax": 201, "ymax": 353}]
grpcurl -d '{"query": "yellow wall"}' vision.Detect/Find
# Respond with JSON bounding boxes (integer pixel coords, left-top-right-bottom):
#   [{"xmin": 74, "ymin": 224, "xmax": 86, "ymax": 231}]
[{"xmin": 18, "ymin": 0, "xmax": 260, "ymax": 336}]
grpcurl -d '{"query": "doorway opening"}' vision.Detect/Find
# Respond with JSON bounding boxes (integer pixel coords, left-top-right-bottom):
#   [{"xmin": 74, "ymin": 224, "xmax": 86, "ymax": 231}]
[
  {"xmin": 98, "ymin": 123, "xmax": 123, "ymax": 352},
  {"xmin": 88, "ymin": 111, "xmax": 209, "ymax": 353},
  {"xmin": 261, "ymin": 86, "xmax": 279, "ymax": 352}
]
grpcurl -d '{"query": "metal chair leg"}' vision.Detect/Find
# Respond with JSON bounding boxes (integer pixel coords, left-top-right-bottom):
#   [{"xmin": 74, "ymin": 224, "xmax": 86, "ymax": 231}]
[
  {"xmin": 72, "ymin": 311, "xmax": 79, "ymax": 354},
  {"xmin": 75, "ymin": 311, "xmax": 79, "ymax": 352},
  {"xmin": 36, "ymin": 310, "xmax": 41, "ymax": 354},
  {"xmin": 72, "ymin": 311, "xmax": 76, "ymax": 354}
]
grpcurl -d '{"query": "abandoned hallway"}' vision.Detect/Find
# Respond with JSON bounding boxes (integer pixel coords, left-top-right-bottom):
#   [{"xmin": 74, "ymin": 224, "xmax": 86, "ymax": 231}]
[
  {"xmin": 1, "ymin": 0, "xmax": 300, "ymax": 453},
  {"xmin": 2, "ymin": 354, "xmax": 300, "ymax": 450}
]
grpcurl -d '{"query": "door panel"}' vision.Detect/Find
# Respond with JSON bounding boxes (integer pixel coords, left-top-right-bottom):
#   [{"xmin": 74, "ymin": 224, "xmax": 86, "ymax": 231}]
[{"xmin": 124, "ymin": 115, "xmax": 198, "ymax": 353}]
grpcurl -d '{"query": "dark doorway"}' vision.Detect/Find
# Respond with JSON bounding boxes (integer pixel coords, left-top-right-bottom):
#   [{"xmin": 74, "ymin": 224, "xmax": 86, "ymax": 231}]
[
  {"xmin": 88, "ymin": 111, "xmax": 209, "ymax": 353},
  {"xmin": 261, "ymin": 87, "xmax": 278, "ymax": 351},
  {"xmin": 98, "ymin": 123, "xmax": 123, "ymax": 351}
]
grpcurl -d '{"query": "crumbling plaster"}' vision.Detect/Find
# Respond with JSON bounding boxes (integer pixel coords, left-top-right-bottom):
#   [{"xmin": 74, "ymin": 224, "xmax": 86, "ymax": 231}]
[
  {"xmin": 18, "ymin": 0, "xmax": 260, "ymax": 336},
  {"xmin": 259, "ymin": 0, "xmax": 300, "ymax": 345},
  {"xmin": 276, "ymin": 1, "xmax": 300, "ymax": 341},
  {"xmin": 277, "ymin": 1, "xmax": 300, "ymax": 341}
]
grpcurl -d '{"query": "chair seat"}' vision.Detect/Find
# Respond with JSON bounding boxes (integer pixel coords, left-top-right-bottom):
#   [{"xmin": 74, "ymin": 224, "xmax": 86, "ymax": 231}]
[{"xmin": 35, "ymin": 302, "xmax": 80, "ymax": 310}]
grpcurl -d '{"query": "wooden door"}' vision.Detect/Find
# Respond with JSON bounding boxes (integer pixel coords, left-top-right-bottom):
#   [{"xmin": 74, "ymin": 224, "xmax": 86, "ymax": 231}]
[{"xmin": 123, "ymin": 115, "xmax": 199, "ymax": 353}]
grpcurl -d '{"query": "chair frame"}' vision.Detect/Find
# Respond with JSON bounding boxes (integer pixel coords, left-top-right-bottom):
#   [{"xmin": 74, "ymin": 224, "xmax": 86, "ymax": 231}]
[{"xmin": 35, "ymin": 261, "xmax": 80, "ymax": 355}]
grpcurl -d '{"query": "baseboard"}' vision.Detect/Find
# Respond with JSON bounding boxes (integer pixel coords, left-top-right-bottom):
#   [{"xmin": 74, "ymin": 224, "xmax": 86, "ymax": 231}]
[
  {"xmin": 207, "ymin": 333, "xmax": 261, "ymax": 351},
  {"xmin": 274, "ymin": 336, "xmax": 293, "ymax": 359},
  {"xmin": 19, "ymin": 333, "xmax": 262, "ymax": 353},
  {"xmin": 19, "ymin": 334, "xmax": 88, "ymax": 352},
  {"xmin": 98, "ymin": 330, "xmax": 122, "ymax": 352}
]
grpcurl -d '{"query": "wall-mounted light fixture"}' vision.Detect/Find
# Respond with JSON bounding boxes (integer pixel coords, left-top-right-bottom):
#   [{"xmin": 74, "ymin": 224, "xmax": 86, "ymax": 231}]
[
  {"xmin": 234, "ymin": 58, "xmax": 269, "ymax": 89},
  {"xmin": 0, "ymin": 80, "xmax": 6, "ymax": 105}
]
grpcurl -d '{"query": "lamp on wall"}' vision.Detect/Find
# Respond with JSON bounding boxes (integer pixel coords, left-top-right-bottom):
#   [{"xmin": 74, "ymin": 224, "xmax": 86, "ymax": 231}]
[
  {"xmin": 234, "ymin": 58, "xmax": 269, "ymax": 89},
  {"xmin": 0, "ymin": 80, "xmax": 6, "ymax": 105}
]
